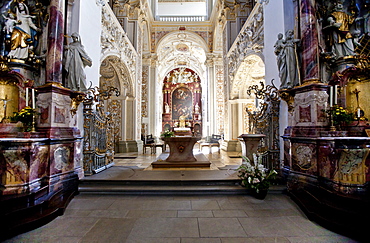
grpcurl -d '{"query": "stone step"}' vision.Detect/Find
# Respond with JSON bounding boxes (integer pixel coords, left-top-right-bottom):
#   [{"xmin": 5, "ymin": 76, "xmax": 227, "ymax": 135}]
[{"xmin": 78, "ymin": 180, "xmax": 286, "ymax": 195}]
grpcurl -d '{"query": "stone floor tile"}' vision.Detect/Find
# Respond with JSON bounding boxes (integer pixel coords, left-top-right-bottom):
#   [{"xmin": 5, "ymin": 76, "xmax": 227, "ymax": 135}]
[
  {"xmin": 287, "ymin": 236, "xmax": 360, "ymax": 243},
  {"xmin": 287, "ymin": 216, "xmax": 344, "ymax": 237},
  {"xmin": 108, "ymin": 200, "xmax": 145, "ymax": 210},
  {"xmin": 191, "ymin": 200, "xmax": 220, "ymax": 210},
  {"xmin": 238, "ymin": 216, "xmax": 308, "ymax": 237},
  {"xmin": 129, "ymin": 218, "xmax": 199, "ymax": 238},
  {"xmin": 126, "ymin": 209, "xmax": 177, "ymax": 218},
  {"xmin": 126, "ymin": 237, "xmax": 180, "ymax": 243},
  {"xmin": 67, "ymin": 197, "xmax": 115, "ymax": 210},
  {"xmin": 12, "ymin": 217, "xmax": 98, "ymax": 239},
  {"xmin": 88, "ymin": 209, "xmax": 129, "ymax": 218},
  {"xmin": 181, "ymin": 238, "xmax": 222, "ymax": 243},
  {"xmin": 4, "ymin": 235, "xmax": 83, "ymax": 243},
  {"xmin": 244, "ymin": 209, "xmax": 301, "ymax": 218},
  {"xmin": 220, "ymin": 237, "xmax": 290, "ymax": 243},
  {"xmin": 80, "ymin": 218, "xmax": 137, "ymax": 242},
  {"xmin": 217, "ymin": 200, "xmax": 251, "ymax": 210},
  {"xmin": 142, "ymin": 200, "xmax": 192, "ymax": 210},
  {"xmin": 63, "ymin": 208, "xmax": 94, "ymax": 217},
  {"xmin": 212, "ymin": 209, "xmax": 248, "ymax": 218},
  {"xmin": 178, "ymin": 210, "xmax": 214, "ymax": 217},
  {"xmin": 198, "ymin": 218, "xmax": 247, "ymax": 238}
]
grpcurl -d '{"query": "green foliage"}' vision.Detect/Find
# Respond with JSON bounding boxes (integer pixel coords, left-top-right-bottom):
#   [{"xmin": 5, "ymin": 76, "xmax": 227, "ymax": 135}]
[
  {"xmin": 11, "ymin": 107, "xmax": 36, "ymax": 132},
  {"xmin": 329, "ymin": 106, "xmax": 354, "ymax": 126},
  {"xmin": 161, "ymin": 130, "xmax": 175, "ymax": 138}
]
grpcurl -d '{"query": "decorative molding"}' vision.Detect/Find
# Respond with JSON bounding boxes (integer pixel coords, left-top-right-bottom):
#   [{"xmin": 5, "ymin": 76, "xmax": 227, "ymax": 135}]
[
  {"xmin": 227, "ymin": 3, "xmax": 264, "ymax": 83},
  {"xmin": 101, "ymin": 5, "xmax": 138, "ymax": 86}
]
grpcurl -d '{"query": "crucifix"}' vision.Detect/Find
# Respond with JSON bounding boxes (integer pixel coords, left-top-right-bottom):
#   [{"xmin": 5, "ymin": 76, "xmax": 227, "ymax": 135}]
[{"xmin": 352, "ymin": 88, "xmax": 363, "ymax": 118}]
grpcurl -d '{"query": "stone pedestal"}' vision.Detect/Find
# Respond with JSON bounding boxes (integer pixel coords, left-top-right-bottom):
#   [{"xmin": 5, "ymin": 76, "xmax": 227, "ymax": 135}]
[
  {"xmin": 152, "ymin": 136, "xmax": 210, "ymax": 168},
  {"xmin": 238, "ymin": 134, "xmax": 265, "ymax": 163}
]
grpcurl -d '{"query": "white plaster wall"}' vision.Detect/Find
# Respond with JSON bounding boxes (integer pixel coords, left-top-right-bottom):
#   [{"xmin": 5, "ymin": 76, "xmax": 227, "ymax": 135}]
[
  {"xmin": 157, "ymin": 3, "xmax": 206, "ymax": 16},
  {"xmin": 74, "ymin": 0, "xmax": 102, "ymax": 89},
  {"xmin": 263, "ymin": 0, "xmax": 288, "ymax": 164},
  {"xmin": 68, "ymin": 1, "xmax": 102, "ymax": 134}
]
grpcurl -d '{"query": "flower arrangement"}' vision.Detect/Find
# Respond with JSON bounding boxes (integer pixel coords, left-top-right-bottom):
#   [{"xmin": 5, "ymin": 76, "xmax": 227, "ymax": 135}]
[
  {"xmin": 237, "ymin": 154, "xmax": 277, "ymax": 194},
  {"xmin": 161, "ymin": 130, "xmax": 175, "ymax": 138},
  {"xmin": 11, "ymin": 106, "xmax": 36, "ymax": 132},
  {"xmin": 329, "ymin": 106, "xmax": 354, "ymax": 126}
]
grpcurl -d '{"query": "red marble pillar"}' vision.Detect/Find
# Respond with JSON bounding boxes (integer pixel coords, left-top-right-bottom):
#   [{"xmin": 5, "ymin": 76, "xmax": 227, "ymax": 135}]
[
  {"xmin": 46, "ymin": 0, "xmax": 65, "ymax": 84},
  {"xmin": 299, "ymin": 0, "xmax": 320, "ymax": 83}
]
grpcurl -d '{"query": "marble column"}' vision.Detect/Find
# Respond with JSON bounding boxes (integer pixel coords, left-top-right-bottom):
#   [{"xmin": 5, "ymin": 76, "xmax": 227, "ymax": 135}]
[
  {"xmin": 299, "ymin": 0, "xmax": 320, "ymax": 83},
  {"xmin": 46, "ymin": 0, "xmax": 65, "ymax": 84}
]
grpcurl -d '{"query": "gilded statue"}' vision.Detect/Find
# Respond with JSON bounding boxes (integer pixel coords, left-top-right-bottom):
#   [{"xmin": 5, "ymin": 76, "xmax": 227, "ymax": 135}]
[
  {"xmin": 325, "ymin": 0, "xmax": 356, "ymax": 58},
  {"xmin": 6, "ymin": 0, "xmax": 42, "ymax": 60}
]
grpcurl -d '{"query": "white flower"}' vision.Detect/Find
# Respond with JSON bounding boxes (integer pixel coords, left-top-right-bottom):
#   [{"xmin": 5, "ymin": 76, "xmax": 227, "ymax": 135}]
[{"xmin": 252, "ymin": 178, "xmax": 260, "ymax": 184}]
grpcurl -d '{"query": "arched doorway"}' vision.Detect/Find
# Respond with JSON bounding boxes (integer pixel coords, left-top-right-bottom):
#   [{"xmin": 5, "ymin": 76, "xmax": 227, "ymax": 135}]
[
  {"xmin": 99, "ymin": 55, "xmax": 136, "ymax": 152},
  {"xmin": 227, "ymin": 54, "xmax": 265, "ymax": 146}
]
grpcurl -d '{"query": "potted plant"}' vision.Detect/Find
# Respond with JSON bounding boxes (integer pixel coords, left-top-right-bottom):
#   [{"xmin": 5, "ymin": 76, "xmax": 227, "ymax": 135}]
[
  {"xmin": 236, "ymin": 153, "xmax": 277, "ymax": 199},
  {"xmin": 161, "ymin": 130, "xmax": 174, "ymax": 138},
  {"xmin": 11, "ymin": 106, "xmax": 36, "ymax": 132},
  {"xmin": 328, "ymin": 106, "xmax": 354, "ymax": 130}
]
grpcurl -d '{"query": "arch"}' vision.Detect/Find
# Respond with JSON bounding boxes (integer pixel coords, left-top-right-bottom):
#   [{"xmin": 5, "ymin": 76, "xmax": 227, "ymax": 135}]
[
  {"xmin": 155, "ymin": 30, "xmax": 209, "ymax": 84},
  {"xmin": 100, "ymin": 55, "xmax": 134, "ymax": 97},
  {"xmin": 99, "ymin": 55, "xmax": 136, "ymax": 152},
  {"xmin": 230, "ymin": 54, "xmax": 265, "ymax": 100}
]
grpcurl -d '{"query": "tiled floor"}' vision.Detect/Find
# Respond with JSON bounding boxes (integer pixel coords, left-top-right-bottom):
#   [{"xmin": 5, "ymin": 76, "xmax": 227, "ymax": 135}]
[
  {"xmin": 5, "ymin": 194, "xmax": 357, "ymax": 242},
  {"xmin": 4, "ymin": 148, "xmax": 360, "ymax": 242}
]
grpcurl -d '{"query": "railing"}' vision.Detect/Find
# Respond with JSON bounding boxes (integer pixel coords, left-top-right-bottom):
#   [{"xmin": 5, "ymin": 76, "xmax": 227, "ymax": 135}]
[
  {"xmin": 83, "ymin": 86, "xmax": 120, "ymax": 175},
  {"xmin": 157, "ymin": 16, "xmax": 206, "ymax": 22}
]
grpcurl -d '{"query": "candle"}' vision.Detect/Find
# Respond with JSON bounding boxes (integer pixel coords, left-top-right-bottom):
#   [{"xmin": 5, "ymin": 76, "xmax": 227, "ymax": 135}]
[
  {"xmin": 25, "ymin": 88, "xmax": 29, "ymax": 107},
  {"xmin": 358, "ymin": 108, "xmax": 361, "ymax": 118},
  {"xmin": 334, "ymin": 85, "xmax": 338, "ymax": 105},
  {"xmin": 329, "ymin": 86, "xmax": 333, "ymax": 107},
  {"xmin": 32, "ymin": 88, "xmax": 35, "ymax": 109}
]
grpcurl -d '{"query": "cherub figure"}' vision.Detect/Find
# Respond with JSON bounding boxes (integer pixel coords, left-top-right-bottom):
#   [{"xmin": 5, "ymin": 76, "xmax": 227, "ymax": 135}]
[{"xmin": 2, "ymin": 13, "xmax": 17, "ymax": 35}]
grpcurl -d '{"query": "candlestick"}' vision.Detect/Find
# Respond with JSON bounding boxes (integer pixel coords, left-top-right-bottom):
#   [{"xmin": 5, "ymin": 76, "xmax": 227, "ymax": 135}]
[
  {"xmin": 32, "ymin": 88, "xmax": 35, "ymax": 109},
  {"xmin": 334, "ymin": 85, "xmax": 338, "ymax": 105},
  {"xmin": 329, "ymin": 86, "xmax": 333, "ymax": 107},
  {"xmin": 26, "ymin": 88, "xmax": 29, "ymax": 107}
]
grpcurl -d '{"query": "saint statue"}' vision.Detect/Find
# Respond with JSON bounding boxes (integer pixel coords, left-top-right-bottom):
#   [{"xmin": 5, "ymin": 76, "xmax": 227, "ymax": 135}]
[
  {"xmin": 63, "ymin": 32, "xmax": 92, "ymax": 91},
  {"xmin": 326, "ymin": 0, "xmax": 356, "ymax": 58},
  {"xmin": 274, "ymin": 30, "xmax": 300, "ymax": 89},
  {"xmin": 7, "ymin": 0, "xmax": 41, "ymax": 60},
  {"xmin": 194, "ymin": 103, "xmax": 200, "ymax": 113},
  {"xmin": 274, "ymin": 33, "xmax": 287, "ymax": 89},
  {"xmin": 165, "ymin": 103, "xmax": 170, "ymax": 113}
]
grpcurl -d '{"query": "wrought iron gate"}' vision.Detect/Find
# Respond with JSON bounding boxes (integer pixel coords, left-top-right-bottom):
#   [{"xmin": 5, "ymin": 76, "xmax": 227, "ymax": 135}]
[
  {"xmin": 246, "ymin": 80, "xmax": 281, "ymax": 171},
  {"xmin": 83, "ymin": 86, "xmax": 120, "ymax": 175}
]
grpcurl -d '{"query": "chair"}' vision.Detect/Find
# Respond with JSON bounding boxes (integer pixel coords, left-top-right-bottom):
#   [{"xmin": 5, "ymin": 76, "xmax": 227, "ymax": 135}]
[
  {"xmin": 142, "ymin": 134, "xmax": 155, "ymax": 153},
  {"xmin": 210, "ymin": 134, "xmax": 222, "ymax": 144},
  {"xmin": 198, "ymin": 134, "xmax": 222, "ymax": 153}
]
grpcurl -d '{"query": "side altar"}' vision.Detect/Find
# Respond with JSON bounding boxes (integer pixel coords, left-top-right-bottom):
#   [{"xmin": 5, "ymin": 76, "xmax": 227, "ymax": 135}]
[{"xmin": 151, "ymin": 136, "xmax": 211, "ymax": 168}]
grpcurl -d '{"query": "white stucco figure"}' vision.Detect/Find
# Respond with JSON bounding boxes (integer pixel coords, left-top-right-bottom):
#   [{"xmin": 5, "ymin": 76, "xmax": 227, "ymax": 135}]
[
  {"xmin": 274, "ymin": 33, "xmax": 287, "ymax": 89},
  {"xmin": 274, "ymin": 30, "xmax": 300, "ymax": 89},
  {"xmin": 64, "ymin": 32, "xmax": 92, "ymax": 91}
]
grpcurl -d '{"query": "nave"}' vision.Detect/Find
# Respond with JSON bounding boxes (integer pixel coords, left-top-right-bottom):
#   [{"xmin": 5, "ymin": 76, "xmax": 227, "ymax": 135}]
[{"xmin": 4, "ymin": 148, "xmax": 359, "ymax": 243}]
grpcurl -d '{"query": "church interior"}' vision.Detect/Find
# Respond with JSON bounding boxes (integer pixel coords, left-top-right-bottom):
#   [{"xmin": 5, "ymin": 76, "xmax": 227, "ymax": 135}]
[{"xmin": 0, "ymin": 0, "xmax": 369, "ymax": 241}]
